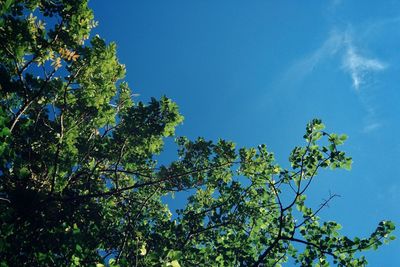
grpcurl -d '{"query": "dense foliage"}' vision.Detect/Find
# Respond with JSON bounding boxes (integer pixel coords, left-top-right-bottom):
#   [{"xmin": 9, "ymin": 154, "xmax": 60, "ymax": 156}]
[{"xmin": 0, "ymin": 1, "xmax": 395, "ymax": 266}]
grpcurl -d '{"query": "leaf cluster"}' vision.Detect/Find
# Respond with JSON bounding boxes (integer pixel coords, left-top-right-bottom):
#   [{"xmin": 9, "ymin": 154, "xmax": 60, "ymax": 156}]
[{"xmin": 0, "ymin": 2, "xmax": 395, "ymax": 266}]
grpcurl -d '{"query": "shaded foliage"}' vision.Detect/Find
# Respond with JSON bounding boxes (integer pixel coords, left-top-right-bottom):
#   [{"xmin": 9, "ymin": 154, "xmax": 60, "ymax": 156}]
[{"xmin": 0, "ymin": 1, "xmax": 395, "ymax": 266}]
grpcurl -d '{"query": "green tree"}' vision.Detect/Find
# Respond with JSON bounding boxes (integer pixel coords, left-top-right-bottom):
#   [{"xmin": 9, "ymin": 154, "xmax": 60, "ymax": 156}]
[{"xmin": 0, "ymin": 1, "xmax": 395, "ymax": 266}]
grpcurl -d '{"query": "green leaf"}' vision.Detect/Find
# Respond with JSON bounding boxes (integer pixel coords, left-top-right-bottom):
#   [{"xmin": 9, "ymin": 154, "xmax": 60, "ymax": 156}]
[
  {"xmin": 0, "ymin": 127, "xmax": 10, "ymax": 137},
  {"xmin": 139, "ymin": 244, "xmax": 147, "ymax": 256},
  {"xmin": 0, "ymin": 0, "xmax": 395, "ymax": 264},
  {"xmin": 167, "ymin": 260, "xmax": 181, "ymax": 267}
]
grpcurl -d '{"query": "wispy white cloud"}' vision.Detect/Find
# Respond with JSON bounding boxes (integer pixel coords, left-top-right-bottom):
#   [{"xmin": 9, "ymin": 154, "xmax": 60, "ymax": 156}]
[
  {"xmin": 341, "ymin": 37, "xmax": 386, "ymax": 132},
  {"xmin": 282, "ymin": 30, "xmax": 344, "ymax": 84},
  {"xmin": 362, "ymin": 122, "xmax": 381, "ymax": 133},
  {"xmin": 360, "ymin": 16, "xmax": 400, "ymax": 40},
  {"xmin": 342, "ymin": 43, "xmax": 386, "ymax": 90},
  {"xmin": 281, "ymin": 27, "xmax": 389, "ymax": 133},
  {"xmin": 286, "ymin": 29, "xmax": 387, "ymax": 90}
]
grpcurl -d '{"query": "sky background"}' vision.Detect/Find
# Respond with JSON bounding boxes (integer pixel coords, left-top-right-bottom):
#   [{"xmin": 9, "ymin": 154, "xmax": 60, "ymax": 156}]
[{"xmin": 90, "ymin": 1, "xmax": 399, "ymax": 265}]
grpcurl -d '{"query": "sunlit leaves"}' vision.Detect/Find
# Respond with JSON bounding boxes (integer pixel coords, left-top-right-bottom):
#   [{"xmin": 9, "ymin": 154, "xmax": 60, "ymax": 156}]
[{"xmin": 0, "ymin": 1, "xmax": 395, "ymax": 266}]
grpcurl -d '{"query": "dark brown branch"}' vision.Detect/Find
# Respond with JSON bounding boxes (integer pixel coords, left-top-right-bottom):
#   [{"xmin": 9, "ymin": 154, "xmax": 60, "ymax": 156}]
[
  {"xmin": 295, "ymin": 193, "xmax": 339, "ymax": 229},
  {"xmin": 7, "ymin": 20, "xmax": 64, "ymax": 132},
  {"xmin": 282, "ymin": 138, "xmax": 312, "ymax": 213},
  {"xmin": 253, "ymin": 181, "xmax": 285, "ymax": 266},
  {"xmin": 50, "ymin": 66, "xmax": 84, "ymax": 192},
  {"xmin": 9, "ymin": 67, "xmax": 57, "ymax": 132},
  {"xmin": 280, "ymin": 236, "xmax": 336, "ymax": 257},
  {"xmin": 49, "ymin": 161, "xmax": 235, "ymax": 202}
]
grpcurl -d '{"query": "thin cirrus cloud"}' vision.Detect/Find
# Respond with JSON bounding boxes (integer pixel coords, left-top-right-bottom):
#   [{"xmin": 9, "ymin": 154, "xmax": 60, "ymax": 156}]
[
  {"xmin": 281, "ymin": 30, "xmax": 344, "ymax": 85},
  {"xmin": 342, "ymin": 43, "xmax": 386, "ymax": 90},
  {"xmin": 285, "ymin": 29, "xmax": 387, "ymax": 91},
  {"xmin": 281, "ymin": 29, "xmax": 387, "ymax": 133},
  {"xmin": 362, "ymin": 122, "xmax": 381, "ymax": 133}
]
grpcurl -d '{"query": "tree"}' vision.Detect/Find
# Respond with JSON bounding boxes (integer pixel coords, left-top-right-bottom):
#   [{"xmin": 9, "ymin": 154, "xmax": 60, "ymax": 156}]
[{"xmin": 0, "ymin": 1, "xmax": 395, "ymax": 266}]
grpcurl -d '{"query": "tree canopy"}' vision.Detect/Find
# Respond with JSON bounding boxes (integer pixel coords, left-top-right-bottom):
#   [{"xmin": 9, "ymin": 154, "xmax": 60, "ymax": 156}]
[{"xmin": 0, "ymin": 1, "xmax": 395, "ymax": 266}]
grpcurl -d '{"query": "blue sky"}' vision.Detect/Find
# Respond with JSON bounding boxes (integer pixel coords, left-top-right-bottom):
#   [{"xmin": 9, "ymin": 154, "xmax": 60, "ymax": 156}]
[{"xmin": 91, "ymin": 1, "xmax": 399, "ymax": 264}]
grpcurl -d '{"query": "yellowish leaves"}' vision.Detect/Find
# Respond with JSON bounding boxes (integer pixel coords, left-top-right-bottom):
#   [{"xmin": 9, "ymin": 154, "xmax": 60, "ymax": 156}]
[
  {"xmin": 166, "ymin": 260, "xmax": 181, "ymax": 267},
  {"xmin": 27, "ymin": 13, "xmax": 46, "ymax": 41},
  {"xmin": 273, "ymin": 166, "xmax": 280, "ymax": 174},
  {"xmin": 51, "ymin": 57, "xmax": 62, "ymax": 70},
  {"xmin": 139, "ymin": 243, "xmax": 147, "ymax": 256},
  {"xmin": 59, "ymin": 48, "xmax": 80, "ymax": 61},
  {"xmin": 50, "ymin": 48, "xmax": 79, "ymax": 70}
]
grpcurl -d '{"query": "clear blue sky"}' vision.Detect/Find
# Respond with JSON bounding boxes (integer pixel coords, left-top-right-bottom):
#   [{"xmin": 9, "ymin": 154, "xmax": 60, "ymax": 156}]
[{"xmin": 90, "ymin": 1, "xmax": 399, "ymax": 265}]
